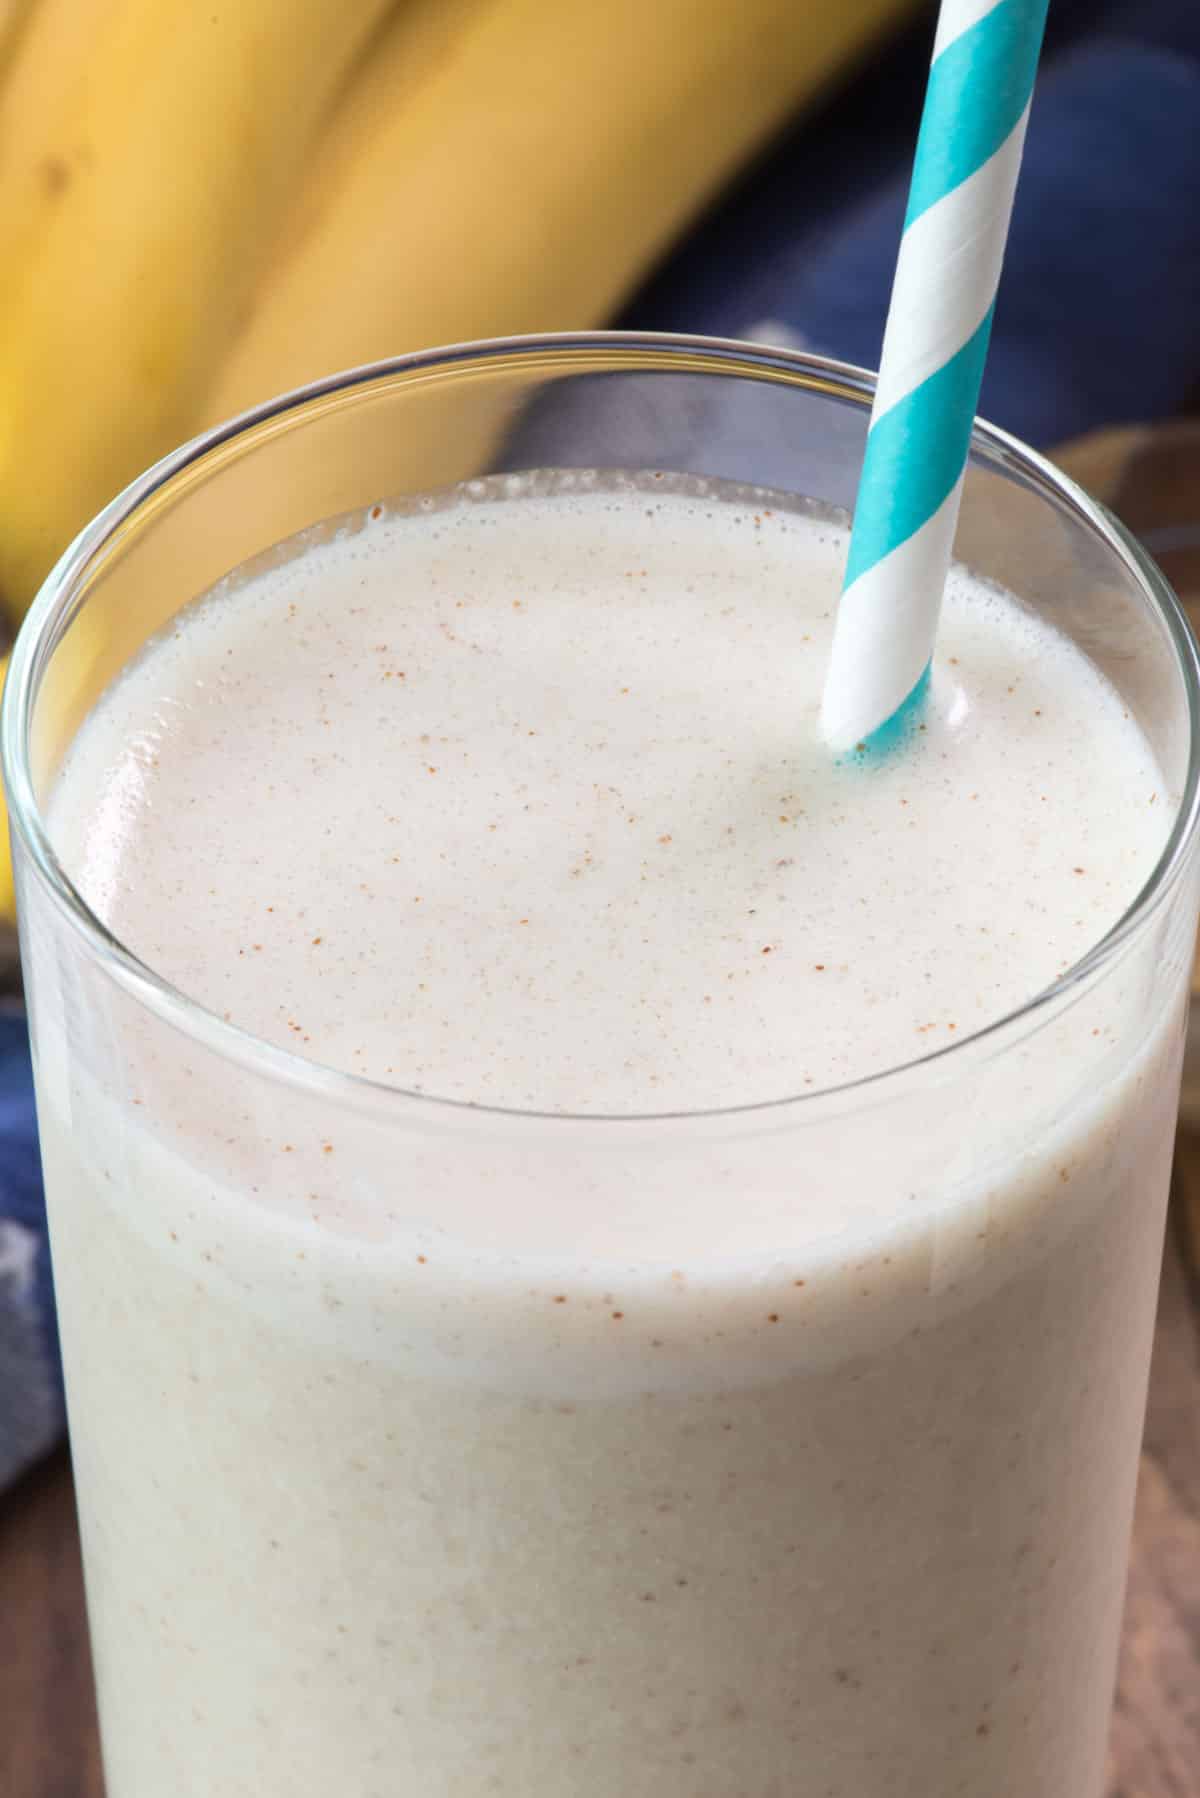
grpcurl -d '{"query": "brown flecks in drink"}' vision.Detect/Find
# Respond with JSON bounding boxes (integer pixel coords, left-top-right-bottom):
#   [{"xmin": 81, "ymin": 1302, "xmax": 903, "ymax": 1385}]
[
  {"xmin": 416, "ymin": 1255, "xmax": 427, "ymax": 1265},
  {"xmin": 1073, "ymin": 866, "xmax": 1085, "ymax": 875},
  {"xmin": 553, "ymin": 1295, "xmax": 567, "ymax": 1304},
  {"xmin": 976, "ymin": 1723, "xmax": 991, "ymax": 1738},
  {"xmin": 311, "ymin": 936, "xmax": 323, "ymax": 945},
  {"xmin": 767, "ymin": 1313, "xmax": 779, "ymax": 1324},
  {"xmin": 794, "ymin": 1279, "xmax": 806, "ymax": 1287},
  {"xmin": 762, "ymin": 946, "xmax": 772, "ymax": 956},
  {"xmin": 814, "ymin": 964, "xmax": 825, "ymax": 972},
  {"xmin": 611, "ymin": 1311, "xmax": 624, "ymax": 1321},
  {"xmin": 321, "ymin": 1143, "xmax": 333, "ymax": 1155},
  {"xmin": 370, "ymin": 505, "xmax": 383, "ymax": 521},
  {"xmin": 658, "ymin": 834, "xmax": 673, "ymax": 845}
]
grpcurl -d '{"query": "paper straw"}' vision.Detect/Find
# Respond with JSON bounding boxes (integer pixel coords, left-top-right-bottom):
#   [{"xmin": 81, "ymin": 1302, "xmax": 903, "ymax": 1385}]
[{"xmin": 820, "ymin": 0, "xmax": 1050, "ymax": 751}]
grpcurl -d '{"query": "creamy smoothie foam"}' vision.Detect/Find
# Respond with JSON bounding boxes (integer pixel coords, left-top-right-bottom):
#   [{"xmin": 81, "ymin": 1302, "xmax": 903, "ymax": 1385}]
[{"xmin": 35, "ymin": 473, "xmax": 1185, "ymax": 1796}]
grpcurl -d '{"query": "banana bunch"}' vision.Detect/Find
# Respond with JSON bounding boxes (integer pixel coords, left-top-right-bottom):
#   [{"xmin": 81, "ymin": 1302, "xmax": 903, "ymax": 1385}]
[{"xmin": 0, "ymin": 0, "xmax": 913, "ymax": 915}]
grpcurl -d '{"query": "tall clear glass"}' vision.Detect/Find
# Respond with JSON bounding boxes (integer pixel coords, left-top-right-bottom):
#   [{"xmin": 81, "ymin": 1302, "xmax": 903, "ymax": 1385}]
[{"xmin": 5, "ymin": 335, "xmax": 1199, "ymax": 1798}]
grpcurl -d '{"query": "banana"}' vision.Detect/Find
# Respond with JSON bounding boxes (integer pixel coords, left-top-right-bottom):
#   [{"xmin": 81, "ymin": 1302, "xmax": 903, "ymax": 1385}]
[
  {"xmin": 205, "ymin": 0, "xmax": 914, "ymax": 434},
  {"xmin": 0, "ymin": 0, "xmax": 33, "ymax": 79},
  {"xmin": 0, "ymin": 0, "xmax": 114, "ymax": 278},
  {"xmin": 268, "ymin": 0, "xmax": 490, "ymax": 277},
  {"xmin": 0, "ymin": 0, "xmax": 397, "ymax": 623}
]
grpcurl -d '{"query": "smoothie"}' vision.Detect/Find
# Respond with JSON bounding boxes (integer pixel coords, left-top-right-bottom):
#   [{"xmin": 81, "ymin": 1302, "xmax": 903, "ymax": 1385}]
[{"xmin": 32, "ymin": 472, "xmax": 1187, "ymax": 1796}]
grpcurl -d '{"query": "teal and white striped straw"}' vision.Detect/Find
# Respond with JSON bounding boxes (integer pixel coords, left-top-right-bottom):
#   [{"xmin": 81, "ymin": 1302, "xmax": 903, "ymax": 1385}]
[{"xmin": 821, "ymin": 0, "xmax": 1050, "ymax": 751}]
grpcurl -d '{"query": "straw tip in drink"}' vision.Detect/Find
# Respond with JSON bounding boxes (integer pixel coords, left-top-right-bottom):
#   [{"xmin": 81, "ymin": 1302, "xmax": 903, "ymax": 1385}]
[{"xmin": 823, "ymin": 663, "xmax": 932, "ymax": 764}]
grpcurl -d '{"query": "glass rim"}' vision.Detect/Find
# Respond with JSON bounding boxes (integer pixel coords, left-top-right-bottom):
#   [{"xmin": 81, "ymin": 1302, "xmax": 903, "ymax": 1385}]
[{"xmin": 5, "ymin": 328, "xmax": 1200, "ymax": 1132}]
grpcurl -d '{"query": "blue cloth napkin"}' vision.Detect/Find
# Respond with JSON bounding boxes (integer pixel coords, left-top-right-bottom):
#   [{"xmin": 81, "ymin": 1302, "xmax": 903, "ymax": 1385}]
[
  {"xmin": 789, "ymin": 36, "xmax": 1200, "ymax": 445},
  {"xmin": 4, "ymin": 0, "xmax": 1200, "ymax": 1493},
  {"xmin": 0, "ymin": 1006, "xmax": 62, "ymax": 1488}
]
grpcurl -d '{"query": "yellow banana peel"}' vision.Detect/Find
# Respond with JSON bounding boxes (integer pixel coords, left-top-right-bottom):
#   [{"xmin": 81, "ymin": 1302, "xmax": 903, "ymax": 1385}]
[
  {"xmin": 208, "ymin": 0, "xmax": 913, "ymax": 432},
  {"xmin": 0, "ymin": 0, "xmax": 396, "ymax": 625},
  {"xmin": 0, "ymin": 0, "xmax": 33, "ymax": 79},
  {"xmin": 0, "ymin": 0, "xmax": 114, "ymax": 276}
]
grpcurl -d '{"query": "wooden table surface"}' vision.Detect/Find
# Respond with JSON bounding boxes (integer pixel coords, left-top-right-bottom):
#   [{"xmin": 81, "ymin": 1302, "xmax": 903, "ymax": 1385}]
[{"xmin": 1, "ymin": 1157, "xmax": 1197, "ymax": 1798}]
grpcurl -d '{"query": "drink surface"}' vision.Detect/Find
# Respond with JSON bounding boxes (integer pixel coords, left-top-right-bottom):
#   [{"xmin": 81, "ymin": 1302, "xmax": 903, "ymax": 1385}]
[
  {"xmin": 55, "ymin": 473, "xmax": 1165, "ymax": 1113},
  {"xmin": 37, "ymin": 473, "xmax": 1183, "ymax": 1796}
]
